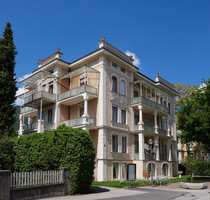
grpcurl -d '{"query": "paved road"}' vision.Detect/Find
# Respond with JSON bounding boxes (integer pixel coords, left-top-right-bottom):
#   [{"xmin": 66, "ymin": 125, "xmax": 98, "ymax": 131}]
[{"xmin": 40, "ymin": 186, "xmax": 210, "ymax": 200}]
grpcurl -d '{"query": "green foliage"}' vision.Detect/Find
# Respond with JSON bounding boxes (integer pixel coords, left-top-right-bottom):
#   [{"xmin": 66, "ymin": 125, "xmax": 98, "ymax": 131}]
[
  {"xmin": 0, "ymin": 125, "xmax": 95, "ymax": 194},
  {"xmin": 174, "ymin": 82, "xmax": 197, "ymax": 109},
  {"xmin": 182, "ymin": 156, "xmax": 197, "ymax": 182},
  {"xmin": 0, "ymin": 22, "xmax": 18, "ymax": 138},
  {"xmin": 194, "ymin": 162, "xmax": 210, "ymax": 176},
  {"xmin": 0, "ymin": 136, "xmax": 15, "ymax": 171},
  {"xmin": 177, "ymin": 79, "xmax": 210, "ymax": 152}
]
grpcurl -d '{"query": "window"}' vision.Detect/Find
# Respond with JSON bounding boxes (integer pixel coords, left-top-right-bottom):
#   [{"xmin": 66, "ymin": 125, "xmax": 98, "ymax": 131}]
[
  {"xmin": 79, "ymin": 106, "xmax": 84, "ymax": 117},
  {"xmin": 42, "ymin": 84, "xmax": 46, "ymax": 91},
  {"xmin": 112, "ymin": 62, "xmax": 118, "ymax": 69},
  {"xmin": 120, "ymin": 67, "xmax": 126, "ymax": 73},
  {"xmin": 122, "ymin": 137, "xmax": 127, "ymax": 153},
  {"xmin": 122, "ymin": 163, "xmax": 127, "ymax": 179},
  {"xmin": 112, "ymin": 106, "xmax": 118, "ymax": 122},
  {"xmin": 133, "ymin": 88, "xmax": 139, "ymax": 97},
  {"xmin": 121, "ymin": 109, "xmax": 126, "ymax": 124},
  {"xmin": 49, "ymin": 82, "xmax": 53, "ymax": 94},
  {"xmin": 134, "ymin": 113, "xmax": 139, "ymax": 125},
  {"xmin": 48, "ymin": 109, "xmax": 53, "ymax": 122},
  {"xmin": 120, "ymin": 80, "xmax": 126, "ymax": 95},
  {"xmin": 112, "ymin": 76, "xmax": 117, "ymax": 92},
  {"xmin": 80, "ymin": 77, "xmax": 87, "ymax": 85},
  {"xmin": 112, "ymin": 135, "xmax": 118, "ymax": 152},
  {"xmin": 49, "ymin": 69, "xmax": 54, "ymax": 74},
  {"xmin": 113, "ymin": 163, "xmax": 119, "ymax": 179}
]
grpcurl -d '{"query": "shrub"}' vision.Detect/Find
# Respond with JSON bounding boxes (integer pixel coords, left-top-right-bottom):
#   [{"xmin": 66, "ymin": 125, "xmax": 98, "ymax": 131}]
[
  {"xmin": 0, "ymin": 136, "xmax": 15, "ymax": 171},
  {"xmin": 194, "ymin": 161, "xmax": 210, "ymax": 176},
  {"xmin": 1, "ymin": 125, "xmax": 95, "ymax": 194}
]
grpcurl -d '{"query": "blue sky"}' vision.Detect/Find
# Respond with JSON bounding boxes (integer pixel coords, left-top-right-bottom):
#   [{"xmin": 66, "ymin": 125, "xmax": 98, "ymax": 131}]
[{"xmin": 1, "ymin": 0, "xmax": 210, "ymax": 91}]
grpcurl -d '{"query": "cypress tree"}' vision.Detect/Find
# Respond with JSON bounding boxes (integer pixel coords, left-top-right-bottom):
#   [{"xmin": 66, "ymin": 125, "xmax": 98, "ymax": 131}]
[{"xmin": 0, "ymin": 22, "xmax": 18, "ymax": 138}]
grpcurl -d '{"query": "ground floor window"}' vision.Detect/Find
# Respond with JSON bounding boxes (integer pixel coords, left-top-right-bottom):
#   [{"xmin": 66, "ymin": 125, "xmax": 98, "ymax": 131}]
[
  {"xmin": 121, "ymin": 163, "xmax": 127, "ymax": 179},
  {"xmin": 113, "ymin": 163, "xmax": 119, "ymax": 179},
  {"xmin": 162, "ymin": 163, "xmax": 168, "ymax": 176}
]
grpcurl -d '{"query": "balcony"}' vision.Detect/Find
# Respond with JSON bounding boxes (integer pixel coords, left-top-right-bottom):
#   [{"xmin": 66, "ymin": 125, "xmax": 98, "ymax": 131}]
[
  {"xmin": 144, "ymin": 124, "xmax": 155, "ymax": 133},
  {"xmin": 133, "ymin": 124, "xmax": 154, "ymax": 133},
  {"xmin": 158, "ymin": 128, "xmax": 167, "ymax": 136},
  {"xmin": 111, "ymin": 121, "xmax": 128, "ymax": 130},
  {"xmin": 58, "ymin": 85, "xmax": 97, "ymax": 104},
  {"xmin": 22, "ymin": 121, "xmax": 54, "ymax": 134},
  {"xmin": 24, "ymin": 90, "xmax": 56, "ymax": 108},
  {"xmin": 132, "ymin": 96, "xmax": 169, "ymax": 114},
  {"xmin": 58, "ymin": 117, "xmax": 96, "ymax": 127},
  {"xmin": 23, "ymin": 122, "xmax": 37, "ymax": 132},
  {"xmin": 160, "ymin": 154, "xmax": 168, "ymax": 161},
  {"xmin": 20, "ymin": 107, "xmax": 36, "ymax": 114}
]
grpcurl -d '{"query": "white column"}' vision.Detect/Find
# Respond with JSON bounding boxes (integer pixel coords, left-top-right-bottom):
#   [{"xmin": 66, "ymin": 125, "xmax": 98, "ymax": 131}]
[
  {"xmin": 28, "ymin": 117, "xmax": 31, "ymax": 124},
  {"xmin": 155, "ymin": 136, "xmax": 160, "ymax": 161},
  {"xmin": 138, "ymin": 133, "xmax": 145, "ymax": 160},
  {"xmin": 138, "ymin": 104, "xmax": 144, "ymax": 130},
  {"xmin": 167, "ymin": 116, "xmax": 170, "ymax": 136},
  {"xmin": 83, "ymin": 95, "xmax": 89, "ymax": 118},
  {"xmin": 18, "ymin": 115, "xmax": 23, "ymax": 136},
  {"xmin": 38, "ymin": 99, "xmax": 44, "ymax": 133},
  {"xmin": 168, "ymin": 139, "xmax": 172, "ymax": 161},
  {"xmin": 97, "ymin": 128, "xmax": 107, "ymax": 181},
  {"xmin": 154, "ymin": 111, "xmax": 158, "ymax": 134}
]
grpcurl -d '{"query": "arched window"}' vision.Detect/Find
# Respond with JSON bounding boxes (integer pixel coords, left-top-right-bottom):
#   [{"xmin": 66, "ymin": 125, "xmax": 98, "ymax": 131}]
[
  {"xmin": 112, "ymin": 76, "xmax": 117, "ymax": 92},
  {"xmin": 120, "ymin": 80, "xmax": 126, "ymax": 95},
  {"xmin": 162, "ymin": 163, "xmax": 168, "ymax": 176},
  {"xmin": 133, "ymin": 88, "xmax": 139, "ymax": 97}
]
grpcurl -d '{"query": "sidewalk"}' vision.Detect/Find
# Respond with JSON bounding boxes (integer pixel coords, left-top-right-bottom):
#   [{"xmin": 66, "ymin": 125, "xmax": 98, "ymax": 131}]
[{"xmin": 142, "ymin": 181, "xmax": 210, "ymax": 200}]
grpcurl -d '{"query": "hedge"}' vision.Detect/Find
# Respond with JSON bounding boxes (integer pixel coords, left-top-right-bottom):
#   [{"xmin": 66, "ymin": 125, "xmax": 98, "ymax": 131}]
[
  {"xmin": 194, "ymin": 161, "xmax": 210, "ymax": 176},
  {"xmin": 0, "ymin": 125, "xmax": 96, "ymax": 194}
]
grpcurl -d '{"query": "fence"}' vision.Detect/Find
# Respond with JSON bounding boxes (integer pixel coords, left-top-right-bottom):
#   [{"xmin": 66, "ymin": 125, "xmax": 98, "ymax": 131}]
[
  {"xmin": 11, "ymin": 170, "xmax": 63, "ymax": 188},
  {"xmin": 0, "ymin": 167, "xmax": 70, "ymax": 200}
]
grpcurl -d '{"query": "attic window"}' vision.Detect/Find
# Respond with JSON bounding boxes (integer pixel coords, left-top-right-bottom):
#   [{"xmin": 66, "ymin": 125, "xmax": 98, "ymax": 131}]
[
  {"xmin": 49, "ymin": 69, "xmax": 54, "ymax": 74},
  {"xmin": 120, "ymin": 67, "xmax": 126, "ymax": 73},
  {"xmin": 112, "ymin": 62, "xmax": 118, "ymax": 69}
]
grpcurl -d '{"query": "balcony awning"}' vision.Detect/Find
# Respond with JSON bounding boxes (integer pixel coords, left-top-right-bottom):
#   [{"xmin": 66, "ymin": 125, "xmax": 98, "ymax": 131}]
[
  {"xmin": 60, "ymin": 66, "xmax": 99, "ymax": 80},
  {"xmin": 19, "ymin": 70, "xmax": 56, "ymax": 87}
]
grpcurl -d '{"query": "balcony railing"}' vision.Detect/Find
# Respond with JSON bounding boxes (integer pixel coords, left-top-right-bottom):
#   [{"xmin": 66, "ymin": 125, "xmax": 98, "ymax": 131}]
[
  {"xmin": 132, "ymin": 96, "xmax": 169, "ymax": 114},
  {"xmin": 134, "ymin": 153, "xmax": 139, "ymax": 160},
  {"xmin": 58, "ymin": 117, "xmax": 96, "ymax": 127},
  {"xmin": 58, "ymin": 85, "xmax": 97, "ymax": 101},
  {"xmin": 44, "ymin": 122, "xmax": 55, "ymax": 130},
  {"xmin": 144, "ymin": 124, "xmax": 154, "ymax": 133},
  {"xmin": 158, "ymin": 128, "xmax": 167, "ymax": 135},
  {"xmin": 20, "ymin": 107, "xmax": 36, "ymax": 114},
  {"xmin": 133, "ymin": 124, "xmax": 154, "ymax": 133},
  {"xmin": 133, "ymin": 124, "xmax": 139, "ymax": 131},
  {"xmin": 23, "ymin": 122, "xmax": 37, "ymax": 132},
  {"xmin": 160, "ymin": 154, "xmax": 168, "ymax": 161},
  {"xmin": 24, "ymin": 90, "xmax": 56, "ymax": 104}
]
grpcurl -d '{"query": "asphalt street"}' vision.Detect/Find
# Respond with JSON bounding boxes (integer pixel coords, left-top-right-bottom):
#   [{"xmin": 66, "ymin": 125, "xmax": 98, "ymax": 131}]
[{"xmin": 40, "ymin": 186, "xmax": 210, "ymax": 200}]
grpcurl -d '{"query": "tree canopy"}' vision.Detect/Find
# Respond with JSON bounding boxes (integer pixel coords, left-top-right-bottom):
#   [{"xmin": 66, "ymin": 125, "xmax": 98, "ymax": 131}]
[
  {"xmin": 0, "ymin": 22, "xmax": 18, "ymax": 138},
  {"xmin": 177, "ymin": 79, "xmax": 210, "ymax": 152}
]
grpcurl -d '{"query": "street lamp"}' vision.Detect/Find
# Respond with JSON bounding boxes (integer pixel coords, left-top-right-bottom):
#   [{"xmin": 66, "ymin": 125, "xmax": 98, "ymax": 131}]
[{"xmin": 144, "ymin": 138, "xmax": 158, "ymax": 186}]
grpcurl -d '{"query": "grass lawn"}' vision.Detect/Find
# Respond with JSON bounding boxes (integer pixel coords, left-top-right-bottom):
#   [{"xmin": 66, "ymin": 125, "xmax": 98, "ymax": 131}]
[{"xmin": 92, "ymin": 176, "xmax": 210, "ymax": 188}]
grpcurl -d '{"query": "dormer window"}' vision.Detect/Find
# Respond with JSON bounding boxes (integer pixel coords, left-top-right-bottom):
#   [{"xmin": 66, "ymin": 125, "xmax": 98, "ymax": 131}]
[
  {"xmin": 49, "ymin": 69, "xmax": 54, "ymax": 74},
  {"xmin": 112, "ymin": 62, "xmax": 118, "ymax": 69},
  {"xmin": 120, "ymin": 67, "xmax": 126, "ymax": 73}
]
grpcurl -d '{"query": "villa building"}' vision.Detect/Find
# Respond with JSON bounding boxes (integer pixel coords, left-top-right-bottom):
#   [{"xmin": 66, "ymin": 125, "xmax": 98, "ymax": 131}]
[{"xmin": 18, "ymin": 37, "xmax": 178, "ymax": 181}]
